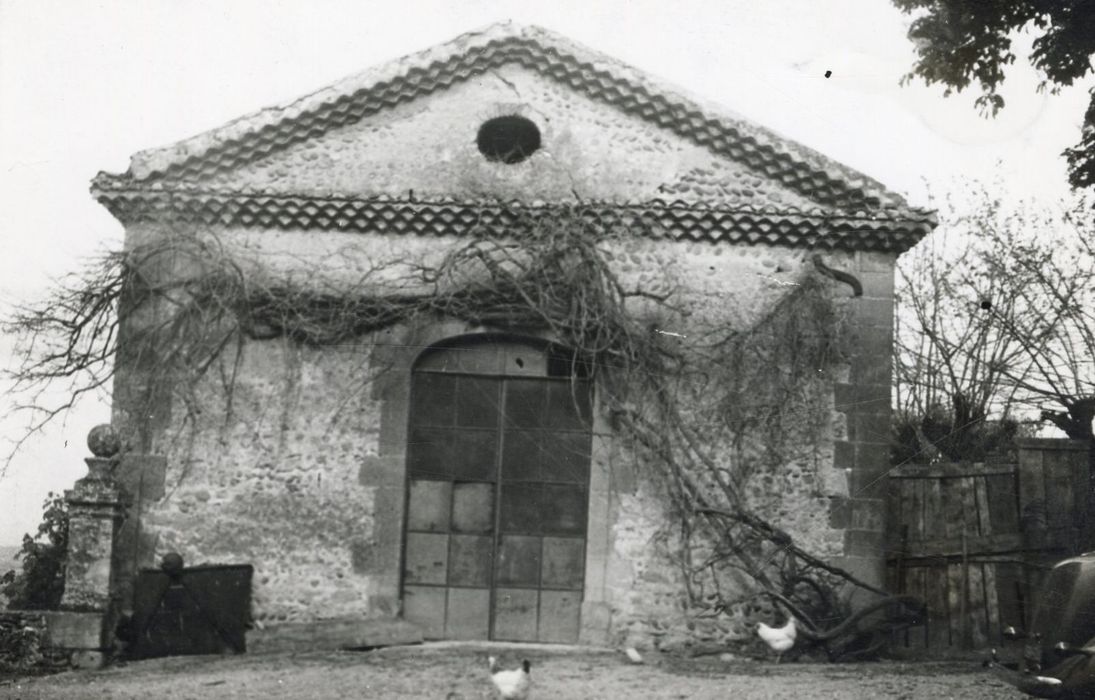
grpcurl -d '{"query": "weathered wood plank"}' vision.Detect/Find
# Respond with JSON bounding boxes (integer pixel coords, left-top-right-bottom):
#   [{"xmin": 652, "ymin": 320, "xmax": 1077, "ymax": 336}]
[
  {"xmin": 924, "ymin": 479, "xmax": 944, "ymax": 541},
  {"xmin": 973, "ymin": 475, "xmax": 991, "ymax": 537},
  {"xmin": 958, "ymin": 480, "xmax": 980, "ymax": 648},
  {"xmin": 889, "ymin": 478, "xmax": 913, "ymax": 551},
  {"xmin": 889, "ymin": 463, "xmax": 1016, "ymax": 479},
  {"xmin": 947, "ymin": 478, "xmax": 966, "ymax": 650},
  {"xmin": 914, "ymin": 478, "xmax": 926, "ymax": 542},
  {"xmin": 946, "ymin": 562, "xmax": 962, "ymax": 648},
  {"xmin": 880, "ymin": 445, "xmax": 1095, "ymax": 653},
  {"xmin": 927, "ymin": 563, "xmax": 951, "ymax": 650},
  {"xmin": 890, "ymin": 565, "xmax": 910, "ymax": 649},
  {"xmin": 993, "ymin": 562, "xmax": 1023, "ymax": 635},
  {"xmin": 908, "ymin": 566, "xmax": 927, "ymax": 649},
  {"xmin": 1017, "ymin": 447, "xmax": 1046, "ymax": 519},
  {"xmin": 888, "ymin": 532, "xmax": 1025, "ymax": 561},
  {"xmin": 886, "ymin": 552, "xmax": 900, "ymax": 594},
  {"xmin": 1044, "ymin": 448, "xmax": 1073, "ymax": 532},
  {"xmin": 939, "ymin": 476, "xmax": 958, "ymax": 538},
  {"xmin": 917, "ymin": 566, "xmax": 931, "ymax": 649},
  {"xmin": 886, "ymin": 477, "xmax": 902, "ymax": 551},
  {"xmin": 1022, "ymin": 566, "xmax": 1044, "ymax": 632},
  {"xmin": 985, "ymin": 472, "xmax": 1020, "ymax": 534},
  {"xmin": 982, "ymin": 561, "xmax": 999, "ymax": 643},
  {"xmin": 960, "ymin": 476, "xmax": 978, "ymax": 537},
  {"xmin": 1071, "ymin": 447, "xmax": 1089, "ymax": 537},
  {"xmin": 968, "ymin": 561, "xmax": 989, "ymax": 648}
]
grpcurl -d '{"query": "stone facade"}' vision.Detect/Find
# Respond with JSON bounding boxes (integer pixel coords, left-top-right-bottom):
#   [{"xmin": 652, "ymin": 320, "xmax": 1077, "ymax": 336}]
[
  {"xmin": 37, "ymin": 427, "xmax": 129, "ymax": 668},
  {"xmin": 91, "ymin": 23, "xmax": 933, "ymax": 650}
]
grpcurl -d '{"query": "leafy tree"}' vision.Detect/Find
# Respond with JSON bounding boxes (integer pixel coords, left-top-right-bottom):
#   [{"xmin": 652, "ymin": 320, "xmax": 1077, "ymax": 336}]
[
  {"xmin": 894, "ymin": 184, "xmax": 1095, "ymax": 460},
  {"xmin": 0, "ymin": 493, "xmax": 68, "ymax": 610},
  {"xmin": 894, "ymin": 1, "xmax": 1095, "ymax": 190}
]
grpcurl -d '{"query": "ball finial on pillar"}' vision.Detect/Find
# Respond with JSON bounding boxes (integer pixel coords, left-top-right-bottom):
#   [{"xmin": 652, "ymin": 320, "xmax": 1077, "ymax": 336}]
[
  {"xmin": 161, "ymin": 552, "xmax": 184, "ymax": 574},
  {"xmin": 87, "ymin": 424, "xmax": 121, "ymax": 459}
]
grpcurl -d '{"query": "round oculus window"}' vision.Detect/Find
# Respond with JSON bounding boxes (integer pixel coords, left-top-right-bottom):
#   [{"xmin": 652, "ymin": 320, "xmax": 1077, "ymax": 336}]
[{"xmin": 476, "ymin": 115, "xmax": 541, "ymax": 164}]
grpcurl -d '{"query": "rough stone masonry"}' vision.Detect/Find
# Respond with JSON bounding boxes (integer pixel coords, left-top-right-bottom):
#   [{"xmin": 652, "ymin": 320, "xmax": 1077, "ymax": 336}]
[{"xmin": 89, "ymin": 22, "xmax": 935, "ymax": 650}]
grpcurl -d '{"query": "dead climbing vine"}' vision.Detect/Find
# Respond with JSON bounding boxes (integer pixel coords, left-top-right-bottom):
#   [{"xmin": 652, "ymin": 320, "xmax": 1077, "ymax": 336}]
[{"xmin": 5, "ymin": 204, "xmax": 912, "ymax": 654}]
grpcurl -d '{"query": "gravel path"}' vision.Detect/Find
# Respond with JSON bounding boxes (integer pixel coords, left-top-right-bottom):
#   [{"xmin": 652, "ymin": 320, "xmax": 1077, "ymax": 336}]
[{"xmin": 3, "ymin": 642, "xmax": 1019, "ymax": 699}]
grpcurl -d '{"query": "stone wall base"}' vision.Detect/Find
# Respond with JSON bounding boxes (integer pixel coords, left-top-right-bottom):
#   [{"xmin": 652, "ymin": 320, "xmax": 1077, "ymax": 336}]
[
  {"xmin": 578, "ymin": 601, "xmax": 612, "ymax": 646},
  {"xmin": 247, "ymin": 616, "xmax": 423, "ymax": 654},
  {"xmin": 42, "ymin": 610, "xmax": 110, "ymax": 669}
]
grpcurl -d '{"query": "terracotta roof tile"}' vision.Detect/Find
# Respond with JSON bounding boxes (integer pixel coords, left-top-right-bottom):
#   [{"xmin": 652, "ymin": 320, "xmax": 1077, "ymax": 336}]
[
  {"xmin": 91, "ymin": 184, "xmax": 935, "ymax": 254},
  {"xmin": 104, "ymin": 22, "xmax": 920, "ymax": 214}
]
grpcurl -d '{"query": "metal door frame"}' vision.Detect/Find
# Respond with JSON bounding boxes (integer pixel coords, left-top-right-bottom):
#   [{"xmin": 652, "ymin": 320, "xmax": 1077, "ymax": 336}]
[{"xmin": 399, "ymin": 336, "xmax": 593, "ymax": 642}]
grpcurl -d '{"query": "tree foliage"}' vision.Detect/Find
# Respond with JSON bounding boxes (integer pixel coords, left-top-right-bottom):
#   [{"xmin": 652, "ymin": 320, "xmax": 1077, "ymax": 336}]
[
  {"xmin": 894, "ymin": 0, "xmax": 1095, "ymax": 189},
  {"xmin": 1, "ymin": 493, "xmax": 68, "ymax": 610},
  {"xmin": 895, "ymin": 183, "xmax": 1095, "ymax": 460}
]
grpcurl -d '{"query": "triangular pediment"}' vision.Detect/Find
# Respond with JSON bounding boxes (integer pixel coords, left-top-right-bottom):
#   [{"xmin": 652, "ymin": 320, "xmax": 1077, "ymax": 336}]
[
  {"xmin": 91, "ymin": 22, "xmax": 936, "ymax": 251},
  {"xmin": 154, "ymin": 65, "xmax": 830, "ymax": 209}
]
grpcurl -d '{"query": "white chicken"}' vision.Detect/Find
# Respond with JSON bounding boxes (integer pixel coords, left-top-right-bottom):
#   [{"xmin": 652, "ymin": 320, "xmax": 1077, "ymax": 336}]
[
  {"xmin": 488, "ymin": 656, "xmax": 531, "ymax": 700},
  {"xmin": 756, "ymin": 616, "xmax": 797, "ymax": 662}
]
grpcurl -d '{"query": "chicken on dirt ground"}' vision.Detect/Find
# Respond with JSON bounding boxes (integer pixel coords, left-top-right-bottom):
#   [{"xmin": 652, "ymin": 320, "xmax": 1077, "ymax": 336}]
[
  {"xmin": 757, "ymin": 617, "xmax": 797, "ymax": 663},
  {"xmin": 488, "ymin": 655, "xmax": 532, "ymax": 699}
]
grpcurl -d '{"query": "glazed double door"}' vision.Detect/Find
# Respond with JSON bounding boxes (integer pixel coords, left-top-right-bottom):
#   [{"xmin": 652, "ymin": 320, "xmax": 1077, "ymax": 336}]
[{"xmin": 400, "ymin": 372, "xmax": 593, "ymax": 642}]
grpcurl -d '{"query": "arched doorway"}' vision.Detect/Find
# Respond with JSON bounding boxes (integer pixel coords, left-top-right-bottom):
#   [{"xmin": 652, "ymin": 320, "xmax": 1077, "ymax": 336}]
[{"xmin": 400, "ymin": 335, "xmax": 593, "ymax": 642}]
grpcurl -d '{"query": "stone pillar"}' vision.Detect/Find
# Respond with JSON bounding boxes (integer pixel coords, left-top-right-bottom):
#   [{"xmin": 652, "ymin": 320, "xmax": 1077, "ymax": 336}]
[
  {"xmin": 829, "ymin": 252, "xmax": 897, "ymax": 598},
  {"xmin": 44, "ymin": 424, "xmax": 127, "ymax": 668}
]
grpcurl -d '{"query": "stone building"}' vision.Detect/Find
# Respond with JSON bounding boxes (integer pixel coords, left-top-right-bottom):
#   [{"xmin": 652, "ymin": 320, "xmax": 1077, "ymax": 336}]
[{"xmin": 90, "ymin": 22, "xmax": 935, "ymax": 651}]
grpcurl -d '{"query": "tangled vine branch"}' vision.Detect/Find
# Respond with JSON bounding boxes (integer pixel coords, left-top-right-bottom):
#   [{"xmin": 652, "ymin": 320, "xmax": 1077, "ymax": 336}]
[{"xmin": 5, "ymin": 205, "xmax": 898, "ymax": 650}]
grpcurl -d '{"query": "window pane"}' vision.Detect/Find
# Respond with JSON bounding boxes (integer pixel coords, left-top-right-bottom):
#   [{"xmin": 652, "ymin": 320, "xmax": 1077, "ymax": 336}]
[
  {"xmin": 541, "ymin": 484, "xmax": 586, "ymax": 536},
  {"xmin": 545, "ymin": 381, "xmax": 592, "ymax": 430},
  {"xmin": 415, "ymin": 346, "xmax": 462, "ymax": 373},
  {"xmin": 501, "ymin": 430, "xmax": 540, "ymax": 482},
  {"xmin": 450, "ymin": 343, "xmax": 503, "ymax": 374},
  {"xmin": 451, "ymin": 431, "xmax": 498, "ymax": 481},
  {"xmin": 452, "ymin": 483, "xmax": 494, "ymax": 533},
  {"xmin": 407, "ymin": 427, "xmax": 453, "ymax": 478},
  {"xmin": 404, "ymin": 532, "xmax": 448, "ymax": 585},
  {"xmin": 445, "ymin": 587, "xmax": 490, "ymax": 639},
  {"xmin": 503, "ymin": 380, "xmax": 545, "ymax": 428},
  {"xmin": 455, "ymin": 378, "xmax": 501, "ymax": 428},
  {"xmin": 541, "ymin": 537, "xmax": 585, "ymax": 589},
  {"xmin": 538, "ymin": 590, "xmax": 581, "ymax": 643},
  {"xmin": 547, "ymin": 345, "xmax": 593, "ymax": 379},
  {"xmin": 411, "ymin": 373, "xmax": 456, "ymax": 426},
  {"xmin": 503, "ymin": 345, "xmax": 547, "ymax": 376},
  {"xmin": 540, "ymin": 432, "xmax": 591, "ymax": 483},
  {"xmin": 492, "ymin": 588, "xmax": 538, "ymax": 642},
  {"xmin": 448, "ymin": 535, "xmax": 492, "ymax": 586},
  {"xmin": 495, "ymin": 535, "xmax": 541, "ymax": 587},
  {"xmin": 499, "ymin": 484, "xmax": 541, "ymax": 534},
  {"xmin": 402, "ymin": 585, "xmax": 446, "ymax": 639},
  {"xmin": 407, "ymin": 479, "xmax": 452, "ymax": 532}
]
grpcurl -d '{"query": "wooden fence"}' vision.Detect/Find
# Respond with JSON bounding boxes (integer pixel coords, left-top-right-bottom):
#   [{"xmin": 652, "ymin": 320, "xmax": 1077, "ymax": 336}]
[{"xmin": 886, "ymin": 439, "xmax": 1092, "ymax": 652}]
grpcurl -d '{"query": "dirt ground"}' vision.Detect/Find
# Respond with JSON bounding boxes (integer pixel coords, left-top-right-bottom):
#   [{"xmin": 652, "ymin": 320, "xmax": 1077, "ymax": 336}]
[{"xmin": 2, "ymin": 642, "xmax": 1018, "ymax": 699}]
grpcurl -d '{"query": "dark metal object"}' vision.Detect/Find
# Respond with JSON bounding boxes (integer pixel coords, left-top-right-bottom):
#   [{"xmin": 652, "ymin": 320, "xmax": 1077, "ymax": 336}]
[
  {"xmin": 125, "ymin": 553, "xmax": 253, "ymax": 659},
  {"xmin": 987, "ymin": 553, "xmax": 1095, "ymax": 698},
  {"xmin": 1055, "ymin": 642, "xmax": 1095, "ymax": 658},
  {"xmin": 811, "ymin": 254, "xmax": 863, "ymax": 297},
  {"xmin": 985, "ymin": 657, "xmax": 1066, "ymax": 699}
]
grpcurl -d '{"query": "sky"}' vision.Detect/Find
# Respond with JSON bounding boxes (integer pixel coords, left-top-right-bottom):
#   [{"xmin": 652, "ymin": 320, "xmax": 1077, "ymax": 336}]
[{"xmin": 0, "ymin": 0, "xmax": 1091, "ymax": 544}]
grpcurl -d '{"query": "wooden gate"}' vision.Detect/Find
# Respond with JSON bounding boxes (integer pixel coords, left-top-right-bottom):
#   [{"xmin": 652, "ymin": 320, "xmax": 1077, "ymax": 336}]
[
  {"xmin": 886, "ymin": 439, "xmax": 1091, "ymax": 652},
  {"xmin": 400, "ymin": 338, "xmax": 594, "ymax": 643}
]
